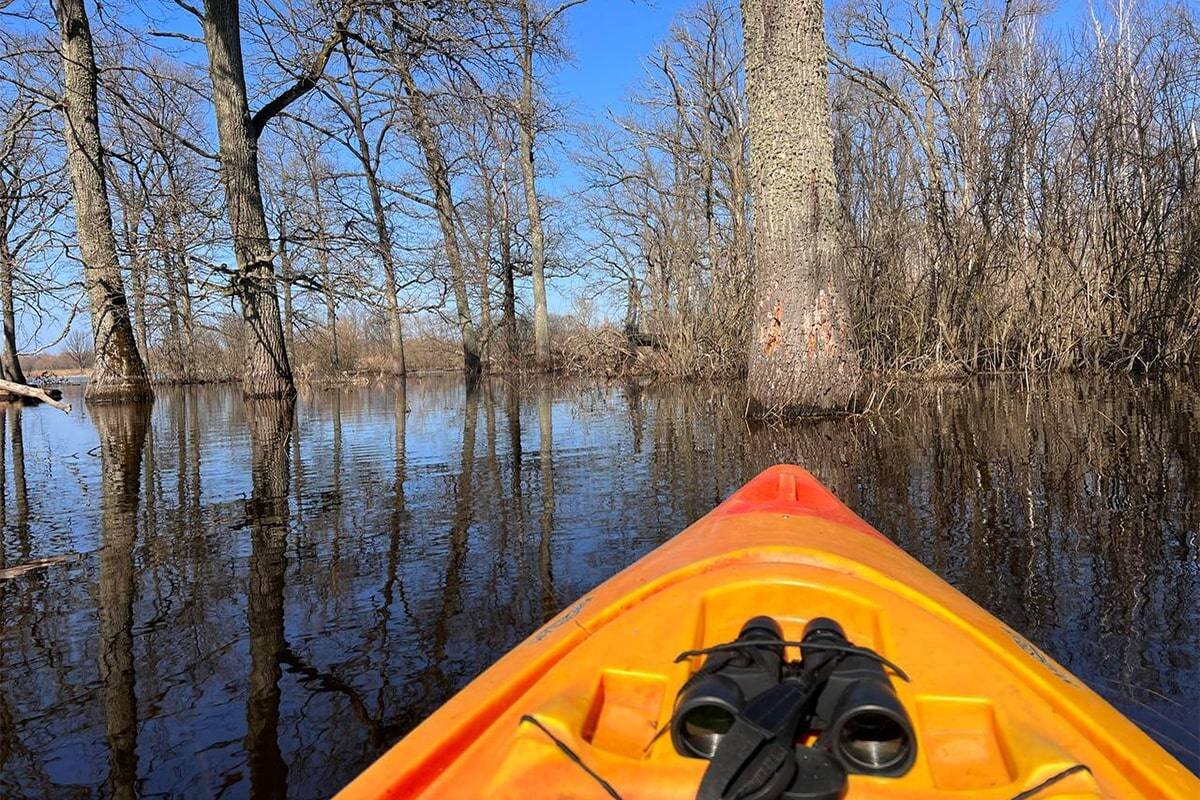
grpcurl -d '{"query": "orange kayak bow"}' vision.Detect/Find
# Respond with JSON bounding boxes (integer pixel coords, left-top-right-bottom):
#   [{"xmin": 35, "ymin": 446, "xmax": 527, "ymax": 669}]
[{"xmin": 337, "ymin": 465, "xmax": 1197, "ymax": 799}]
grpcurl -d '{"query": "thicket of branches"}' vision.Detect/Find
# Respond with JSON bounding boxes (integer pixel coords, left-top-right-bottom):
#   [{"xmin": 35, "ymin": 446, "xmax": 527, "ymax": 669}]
[
  {"xmin": 582, "ymin": 0, "xmax": 1198, "ymax": 377},
  {"xmin": 1, "ymin": 0, "xmax": 579, "ymax": 386},
  {"xmin": 832, "ymin": 0, "xmax": 1199, "ymax": 373},
  {"xmin": 0, "ymin": 0, "xmax": 1196, "ymax": 388}
]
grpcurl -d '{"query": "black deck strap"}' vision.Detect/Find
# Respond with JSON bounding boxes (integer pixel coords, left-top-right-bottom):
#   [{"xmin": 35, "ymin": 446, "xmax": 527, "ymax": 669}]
[
  {"xmin": 697, "ymin": 718, "xmax": 795, "ymax": 800},
  {"xmin": 1008, "ymin": 764, "xmax": 1092, "ymax": 800},
  {"xmin": 698, "ymin": 682, "xmax": 813, "ymax": 800},
  {"xmin": 519, "ymin": 714, "xmax": 624, "ymax": 800},
  {"xmin": 674, "ymin": 639, "xmax": 911, "ymax": 682}
]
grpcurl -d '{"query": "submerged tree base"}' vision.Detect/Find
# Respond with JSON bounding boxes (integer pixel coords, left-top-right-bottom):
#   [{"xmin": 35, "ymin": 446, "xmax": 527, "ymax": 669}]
[{"xmin": 84, "ymin": 374, "xmax": 155, "ymax": 405}]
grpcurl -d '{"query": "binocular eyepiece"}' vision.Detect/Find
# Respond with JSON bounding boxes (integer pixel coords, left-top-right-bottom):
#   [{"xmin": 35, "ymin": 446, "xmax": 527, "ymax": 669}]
[
  {"xmin": 670, "ymin": 615, "xmax": 916, "ymax": 782},
  {"xmin": 804, "ymin": 617, "xmax": 916, "ymax": 777},
  {"xmin": 671, "ymin": 615, "xmax": 785, "ymax": 758}
]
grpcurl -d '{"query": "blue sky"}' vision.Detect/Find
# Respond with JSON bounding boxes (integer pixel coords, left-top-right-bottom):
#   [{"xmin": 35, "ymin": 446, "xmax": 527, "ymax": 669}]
[
  {"xmin": 557, "ymin": 0, "xmax": 696, "ymax": 116},
  {"xmin": 539, "ymin": 0, "xmax": 702, "ymax": 317}
]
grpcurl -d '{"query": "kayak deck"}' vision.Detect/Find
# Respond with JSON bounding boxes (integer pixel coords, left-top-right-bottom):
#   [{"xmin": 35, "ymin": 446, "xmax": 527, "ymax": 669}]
[{"xmin": 337, "ymin": 465, "xmax": 1196, "ymax": 799}]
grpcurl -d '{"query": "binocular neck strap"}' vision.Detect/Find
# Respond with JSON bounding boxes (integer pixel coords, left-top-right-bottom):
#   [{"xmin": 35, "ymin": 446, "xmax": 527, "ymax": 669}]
[{"xmin": 696, "ymin": 682, "xmax": 811, "ymax": 800}]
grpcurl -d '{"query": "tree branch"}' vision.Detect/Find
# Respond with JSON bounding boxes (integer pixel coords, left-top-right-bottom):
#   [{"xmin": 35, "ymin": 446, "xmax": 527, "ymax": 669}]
[{"xmin": 250, "ymin": 2, "xmax": 357, "ymax": 140}]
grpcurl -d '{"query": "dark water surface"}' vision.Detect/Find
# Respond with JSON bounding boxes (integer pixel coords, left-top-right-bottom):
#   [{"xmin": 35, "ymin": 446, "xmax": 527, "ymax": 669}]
[{"xmin": 0, "ymin": 377, "xmax": 1196, "ymax": 798}]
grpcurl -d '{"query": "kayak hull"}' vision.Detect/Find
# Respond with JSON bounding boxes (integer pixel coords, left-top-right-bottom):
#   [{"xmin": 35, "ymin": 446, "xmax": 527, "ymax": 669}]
[{"xmin": 337, "ymin": 465, "xmax": 1197, "ymax": 799}]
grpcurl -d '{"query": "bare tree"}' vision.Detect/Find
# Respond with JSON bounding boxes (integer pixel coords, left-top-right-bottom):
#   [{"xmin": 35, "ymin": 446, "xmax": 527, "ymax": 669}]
[
  {"xmin": 191, "ymin": 0, "xmax": 354, "ymax": 397},
  {"xmin": 829, "ymin": 0, "xmax": 1199, "ymax": 372},
  {"xmin": 0, "ymin": 82, "xmax": 62, "ymax": 384},
  {"xmin": 742, "ymin": 0, "xmax": 860, "ymax": 412},
  {"xmin": 52, "ymin": 0, "xmax": 153, "ymax": 402},
  {"xmin": 64, "ymin": 325, "xmax": 92, "ymax": 371},
  {"xmin": 579, "ymin": 0, "xmax": 751, "ymax": 377},
  {"xmin": 377, "ymin": 14, "xmax": 482, "ymax": 375},
  {"xmin": 491, "ymin": 0, "xmax": 588, "ymax": 369},
  {"xmin": 329, "ymin": 42, "xmax": 408, "ymax": 375}
]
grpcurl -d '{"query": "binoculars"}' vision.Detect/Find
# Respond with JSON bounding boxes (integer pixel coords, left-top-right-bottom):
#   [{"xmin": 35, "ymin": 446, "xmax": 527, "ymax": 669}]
[{"xmin": 671, "ymin": 615, "xmax": 915, "ymax": 798}]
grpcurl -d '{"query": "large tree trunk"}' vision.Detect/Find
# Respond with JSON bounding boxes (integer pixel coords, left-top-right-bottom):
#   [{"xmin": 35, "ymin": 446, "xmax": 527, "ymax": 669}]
[
  {"xmin": 395, "ymin": 56, "xmax": 481, "ymax": 375},
  {"xmin": 53, "ymin": 0, "xmax": 153, "ymax": 403},
  {"xmin": 516, "ymin": 9, "xmax": 551, "ymax": 369},
  {"xmin": 0, "ymin": 239, "xmax": 26, "ymax": 384},
  {"xmin": 742, "ymin": 0, "xmax": 860, "ymax": 413},
  {"xmin": 202, "ymin": 0, "xmax": 294, "ymax": 398}
]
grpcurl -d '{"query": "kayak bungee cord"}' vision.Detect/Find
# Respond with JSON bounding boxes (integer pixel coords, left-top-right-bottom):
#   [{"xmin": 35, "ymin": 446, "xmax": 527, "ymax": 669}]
[
  {"xmin": 521, "ymin": 696, "xmax": 1090, "ymax": 800},
  {"xmin": 519, "ymin": 714, "xmax": 624, "ymax": 800},
  {"xmin": 1008, "ymin": 764, "xmax": 1092, "ymax": 800}
]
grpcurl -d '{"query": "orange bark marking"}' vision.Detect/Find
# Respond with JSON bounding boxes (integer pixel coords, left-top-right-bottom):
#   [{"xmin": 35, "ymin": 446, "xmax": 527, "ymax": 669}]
[{"xmin": 763, "ymin": 302, "xmax": 783, "ymax": 356}]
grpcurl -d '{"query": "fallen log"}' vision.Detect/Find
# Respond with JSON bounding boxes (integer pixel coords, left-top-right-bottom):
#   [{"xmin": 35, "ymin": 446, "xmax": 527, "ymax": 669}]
[
  {"xmin": 0, "ymin": 377, "xmax": 72, "ymax": 414},
  {"xmin": 0, "ymin": 553, "xmax": 78, "ymax": 581}
]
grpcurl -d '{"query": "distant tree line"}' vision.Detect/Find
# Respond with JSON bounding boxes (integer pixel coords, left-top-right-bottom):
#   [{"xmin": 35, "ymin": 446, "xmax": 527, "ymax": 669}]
[
  {"xmin": 0, "ymin": 0, "xmax": 1196, "ymax": 404},
  {"xmin": 2, "ymin": 0, "xmax": 582, "ymax": 400}
]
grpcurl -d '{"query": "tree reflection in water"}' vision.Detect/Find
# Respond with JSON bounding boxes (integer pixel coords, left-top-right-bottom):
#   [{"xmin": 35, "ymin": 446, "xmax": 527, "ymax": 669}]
[
  {"xmin": 244, "ymin": 397, "xmax": 294, "ymax": 800},
  {"xmin": 94, "ymin": 403, "xmax": 151, "ymax": 800},
  {"xmin": 0, "ymin": 377, "xmax": 1195, "ymax": 798}
]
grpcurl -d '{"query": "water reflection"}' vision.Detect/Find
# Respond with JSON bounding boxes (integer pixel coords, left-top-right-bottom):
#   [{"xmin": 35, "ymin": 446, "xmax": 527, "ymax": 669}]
[
  {"xmin": 245, "ymin": 398, "xmax": 294, "ymax": 799},
  {"xmin": 537, "ymin": 387, "xmax": 556, "ymax": 618},
  {"xmin": 94, "ymin": 404, "xmax": 151, "ymax": 800},
  {"xmin": 8, "ymin": 406, "xmax": 29, "ymax": 558},
  {"xmin": 0, "ymin": 377, "xmax": 1195, "ymax": 798}
]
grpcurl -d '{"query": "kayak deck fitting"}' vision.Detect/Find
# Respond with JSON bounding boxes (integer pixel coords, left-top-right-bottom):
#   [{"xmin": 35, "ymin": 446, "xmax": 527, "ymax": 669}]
[{"xmin": 337, "ymin": 465, "xmax": 1197, "ymax": 799}]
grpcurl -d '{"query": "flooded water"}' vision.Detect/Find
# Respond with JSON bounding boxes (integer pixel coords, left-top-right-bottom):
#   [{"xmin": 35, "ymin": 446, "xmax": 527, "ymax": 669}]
[{"xmin": 0, "ymin": 376, "xmax": 1196, "ymax": 798}]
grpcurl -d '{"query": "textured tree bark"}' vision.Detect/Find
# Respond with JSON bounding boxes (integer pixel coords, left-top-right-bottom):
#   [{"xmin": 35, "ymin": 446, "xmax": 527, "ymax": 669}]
[
  {"xmin": 202, "ymin": 0, "xmax": 294, "ymax": 398},
  {"xmin": 53, "ymin": 0, "xmax": 153, "ymax": 403},
  {"xmin": 742, "ymin": 0, "xmax": 861, "ymax": 413},
  {"xmin": 396, "ymin": 57, "xmax": 481, "ymax": 375},
  {"xmin": 0, "ymin": 240, "xmax": 26, "ymax": 384},
  {"xmin": 93, "ymin": 402, "xmax": 150, "ymax": 800},
  {"xmin": 516, "ymin": 5, "xmax": 551, "ymax": 368}
]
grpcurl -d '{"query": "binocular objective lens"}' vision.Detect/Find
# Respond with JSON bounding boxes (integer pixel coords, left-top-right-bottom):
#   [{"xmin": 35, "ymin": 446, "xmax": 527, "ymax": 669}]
[
  {"xmin": 680, "ymin": 705, "xmax": 737, "ymax": 758},
  {"xmin": 837, "ymin": 711, "xmax": 910, "ymax": 771}
]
